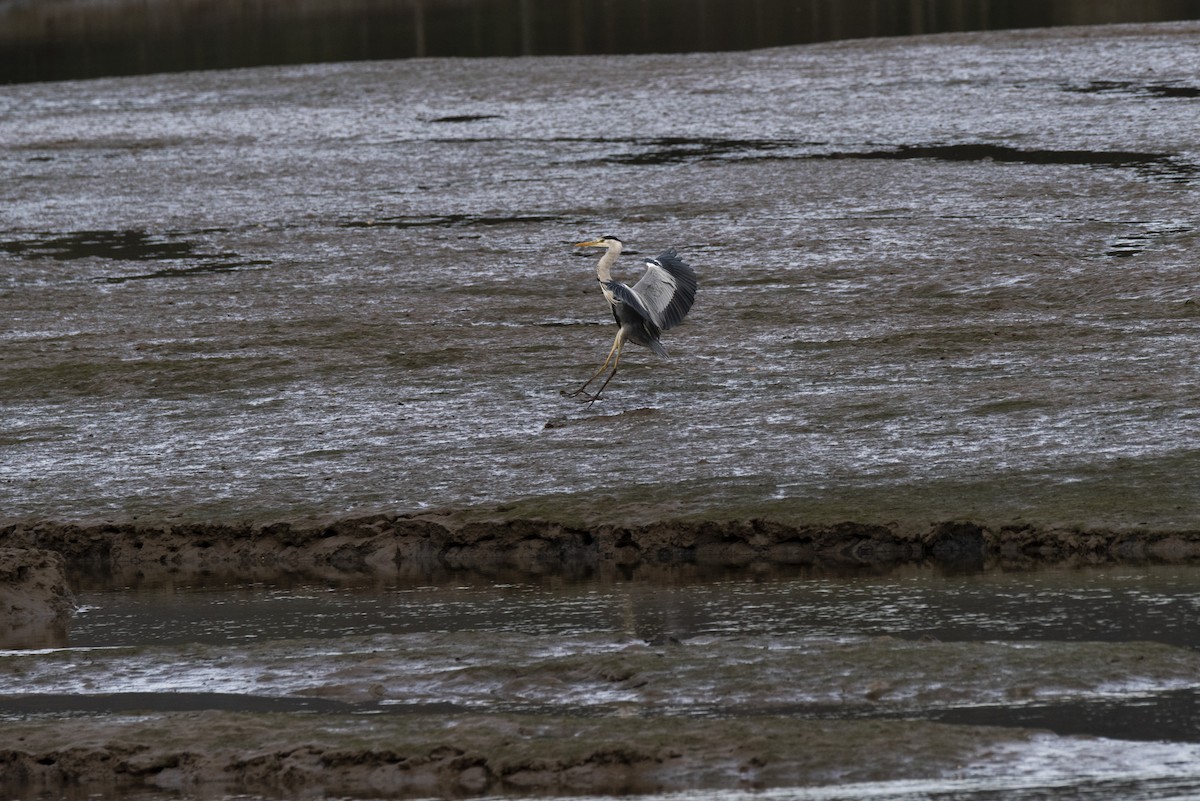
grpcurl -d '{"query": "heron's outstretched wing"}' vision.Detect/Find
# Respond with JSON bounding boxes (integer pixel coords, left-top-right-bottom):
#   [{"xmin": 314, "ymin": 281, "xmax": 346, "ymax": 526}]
[{"xmin": 631, "ymin": 249, "xmax": 697, "ymax": 331}]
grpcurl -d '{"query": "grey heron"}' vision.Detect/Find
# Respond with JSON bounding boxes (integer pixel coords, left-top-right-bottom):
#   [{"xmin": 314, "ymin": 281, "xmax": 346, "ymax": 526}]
[{"xmin": 565, "ymin": 236, "xmax": 697, "ymax": 403}]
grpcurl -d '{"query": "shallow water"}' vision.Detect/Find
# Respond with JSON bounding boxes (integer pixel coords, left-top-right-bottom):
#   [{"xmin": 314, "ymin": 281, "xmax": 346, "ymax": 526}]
[
  {"xmin": 3, "ymin": 23, "xmax": 1200, "ymax": 529},
  {"xmin": 53, "ymin": 564, "xmax": 1200, "ymax": 650}
]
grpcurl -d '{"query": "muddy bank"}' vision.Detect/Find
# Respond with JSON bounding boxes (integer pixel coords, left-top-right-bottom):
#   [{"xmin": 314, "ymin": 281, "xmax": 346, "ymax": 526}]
[
  {"xmin": 6, "ymin": 510, "xmax": 1198, "ymax": 648},
  {"xmin": 0, "ymin": 711, "xmax": 1030, "ymax": 798},
  {"xmin": 3, "ymin": 513, "xmax": 1199, "ymax": 581},
  {"xmin": 0, "ymin": 548, "xmax": 74, "ymax": 645},
  {"xmin": 9, "ymin": 555, "xmax": 1200, "ymax": 799},
  {"xmin": 3, "ymin": 509, "xmax": 1185, "ymax": 646}
]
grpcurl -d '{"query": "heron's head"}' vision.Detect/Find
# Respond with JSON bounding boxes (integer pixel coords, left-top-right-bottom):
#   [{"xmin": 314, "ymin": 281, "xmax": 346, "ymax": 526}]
[{"xmin": 575, "ymin": 235, "xmax": 622, "ymax": 250}]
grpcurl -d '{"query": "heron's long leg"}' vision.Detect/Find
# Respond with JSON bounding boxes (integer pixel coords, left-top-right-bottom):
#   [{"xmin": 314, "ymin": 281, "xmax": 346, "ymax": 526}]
[
  {"xmin": 565, "ymin": 330, "xmax": 624, "ymax": 400},
  {"xmin": 585, "ymin": 340, "xmax": 625, "ymax": 404}
]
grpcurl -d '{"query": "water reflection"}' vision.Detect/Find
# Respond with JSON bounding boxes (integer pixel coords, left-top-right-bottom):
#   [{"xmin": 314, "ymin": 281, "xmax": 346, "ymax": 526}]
[
  {"xmin": 62, "ymin": 564, "xmax": 1200, "ymax": 650},
  {"xmin": 3, "ymin": 0, "xmax": 1200, "ymax": 84},
  {"xmin": 0, "ymin": 620, "xmax": 68, "ymax": 651}
]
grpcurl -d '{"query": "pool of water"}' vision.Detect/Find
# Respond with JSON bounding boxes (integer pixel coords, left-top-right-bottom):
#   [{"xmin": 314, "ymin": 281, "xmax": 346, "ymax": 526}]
[{"xmin": 55, "ymin": 564, "xmax": 1200, "ymax": 651}]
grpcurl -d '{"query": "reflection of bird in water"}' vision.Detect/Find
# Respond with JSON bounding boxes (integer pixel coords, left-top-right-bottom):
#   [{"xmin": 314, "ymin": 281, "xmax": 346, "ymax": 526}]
[{"xmin": 565, "ymin": 236, "xmax": 697, "ymax": 404}]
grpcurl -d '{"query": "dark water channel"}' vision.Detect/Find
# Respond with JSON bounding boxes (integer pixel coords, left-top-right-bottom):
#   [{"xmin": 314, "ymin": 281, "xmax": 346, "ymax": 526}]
[{"xmin": 56, "ymin": 563, "xmax": 1200, "ymax": 651}]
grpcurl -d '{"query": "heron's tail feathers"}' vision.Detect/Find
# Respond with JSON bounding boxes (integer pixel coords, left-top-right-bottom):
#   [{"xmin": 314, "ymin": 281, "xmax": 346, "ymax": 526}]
[{"xmin": 648, "ymin": 339, "xmax": 669, "ymax": 358}]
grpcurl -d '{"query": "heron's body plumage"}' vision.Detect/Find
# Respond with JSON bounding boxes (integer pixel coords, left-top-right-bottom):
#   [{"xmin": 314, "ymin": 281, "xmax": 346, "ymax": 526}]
[
  {"xmin": 603, "ymin": 279, "xmax": 668, "ymax": 356},
  {"xmin": 566, "ymin": 236, "xmax": 697, "ymax": 403}
]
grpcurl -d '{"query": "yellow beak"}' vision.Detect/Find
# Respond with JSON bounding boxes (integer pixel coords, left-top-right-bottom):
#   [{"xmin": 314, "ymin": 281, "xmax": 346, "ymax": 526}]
[{"xmin": 574, "ymin": 239, "xmax": 606, "ymax": 248}]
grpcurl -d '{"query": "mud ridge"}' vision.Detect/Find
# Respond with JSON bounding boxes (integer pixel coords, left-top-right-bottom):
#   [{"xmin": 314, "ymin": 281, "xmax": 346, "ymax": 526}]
[
  {"xmin": 0, "ymin": 711, "xmax": 1022, "ymax": 799},
  {"xmin": 3, "ymin": 514, "xmax": 1200, "ymax": 581}
]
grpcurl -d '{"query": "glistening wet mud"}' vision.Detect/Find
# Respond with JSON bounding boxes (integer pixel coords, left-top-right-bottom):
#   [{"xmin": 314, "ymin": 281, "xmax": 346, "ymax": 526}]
[{"xmin": 5, "ymin": 23, "xmax": 1200, "ymax": 528}]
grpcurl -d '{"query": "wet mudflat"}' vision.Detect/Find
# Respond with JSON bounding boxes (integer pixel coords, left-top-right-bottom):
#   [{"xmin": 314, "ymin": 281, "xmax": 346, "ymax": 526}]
[
  {"xmin": 4, "ymin": 19, "xmax": 1200, "ymax": 801},
  {"xmin": 8, "ymin": 565, "xmax": 1200, "ymax": 798},
  {"xmin": 3, "ymin": 23, "xmax": 1200, "ymax": 529}
]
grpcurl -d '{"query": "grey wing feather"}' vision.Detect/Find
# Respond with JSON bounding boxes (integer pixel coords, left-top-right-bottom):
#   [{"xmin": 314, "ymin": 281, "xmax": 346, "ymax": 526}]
[
  {"xmin": 631, "ymin": 249, "xmax": 697, "ymax": 331},
  {"xmin": 606, "ymin": 281, "xmax": 660, "ymax": 336}
]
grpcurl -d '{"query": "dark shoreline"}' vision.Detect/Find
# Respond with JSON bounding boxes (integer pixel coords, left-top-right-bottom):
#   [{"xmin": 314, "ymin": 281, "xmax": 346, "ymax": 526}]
[
  {"xmin": 6, "ymin": 511, "xmax": 1200, "ymax": 580},
  {"xmin": 6, "ymin": 0, "xmax": 1200, "ymax": 85}
]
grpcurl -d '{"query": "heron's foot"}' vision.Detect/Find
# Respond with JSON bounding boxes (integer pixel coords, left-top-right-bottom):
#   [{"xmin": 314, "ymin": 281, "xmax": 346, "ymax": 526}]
[{"xmin": 561, "ymin": 387, "xmax": 602, "ymax": 403}]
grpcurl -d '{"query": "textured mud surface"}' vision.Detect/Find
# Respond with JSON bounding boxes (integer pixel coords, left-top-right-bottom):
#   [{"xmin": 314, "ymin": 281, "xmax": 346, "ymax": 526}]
[
  {"xmin": 0, "ymin": 548, "xmax": 75, "ymax": 646},
  {"xmin": 0, "ymin": 713, "xmax": 1030, "ymax": 797},
  {"xmin": 4, "ymin": 23, "xmax": 1200, "ymax": 531}
]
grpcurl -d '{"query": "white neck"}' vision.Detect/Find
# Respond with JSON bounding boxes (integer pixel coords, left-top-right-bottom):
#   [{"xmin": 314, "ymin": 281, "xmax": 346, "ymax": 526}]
[{"xmin": 595, "ymin": 240, "xmax": 622, "ymax": 283}]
